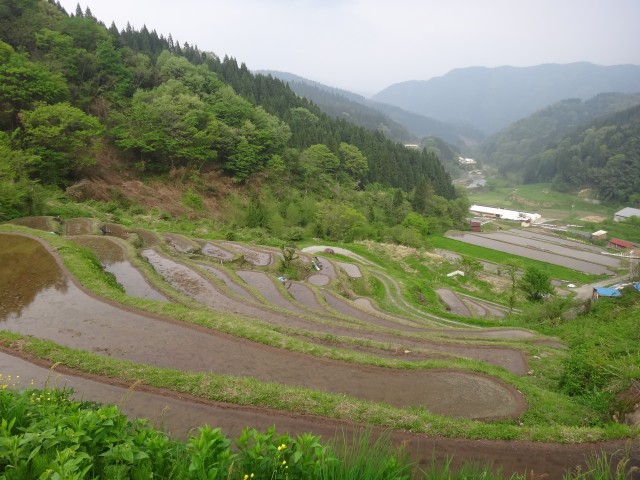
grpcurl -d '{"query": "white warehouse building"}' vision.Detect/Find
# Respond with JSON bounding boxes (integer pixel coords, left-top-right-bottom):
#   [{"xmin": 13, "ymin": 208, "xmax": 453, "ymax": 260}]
[{"xmin": 470, "ymin": 205, "xmax": 541, "ymax": 222}]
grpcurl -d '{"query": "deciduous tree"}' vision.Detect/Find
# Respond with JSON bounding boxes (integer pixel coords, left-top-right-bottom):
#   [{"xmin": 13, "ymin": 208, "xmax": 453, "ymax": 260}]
[
  {"xmin": 519, "ymin": 266, "xmax": 554, "ymax": 302},
  {"xmin": 16, "ymin": 102, "xmax": 103, "ymax": 184}
]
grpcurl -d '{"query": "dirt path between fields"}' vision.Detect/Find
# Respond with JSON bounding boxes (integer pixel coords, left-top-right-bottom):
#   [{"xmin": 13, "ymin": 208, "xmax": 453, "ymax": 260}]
[{"xmin": 0, "ymin": 350, "xmax": 636, "ymax": 479}]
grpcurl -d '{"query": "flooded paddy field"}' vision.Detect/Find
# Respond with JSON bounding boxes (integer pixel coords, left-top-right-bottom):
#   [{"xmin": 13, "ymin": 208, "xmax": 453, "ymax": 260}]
[
  {"xmin": 200, "ymin": 264, "xmax": 257, "ymax": 301},
  {"xmin": 447, "ymin": 231, "xmax": 617, "ymax": 275},
  {"xmin": 163, "ymin": 232, "xmax": 200, "ymax": 253},
  {"xmin": 282, "ymin": 281, "xmax": 328, "ymax": 314},
  {"xmin": 307, "ymin": 273, "xmax": 330, "ymax": 286},
  {"xmin": 3, "ymin": 219, "xmax": 636, "ymax": 477},
  {"xmin": 71, "ymin": 236, "xmax": 168, "ymax": 302},
  {"xmin": 130, "ymin": 228, "xmax": 161, "ymax": 246},
  {"xmin": 336, "ymin": 261, "xmax": 362, "ymax": 278},
  {"xmin": 477, "ymin": 231, "xmax": 620, "ymax": 267},
  {"xmin": 64, "ymin": 218, "xmax": 96, "ymax": 236},
  {"xmin": 0, "ymin": 233, "xmax": 525, "ymax": 419},
  {"xmin": 236, "ymin": 270, "xmax": 308, "ymax": 314},
  {"xmin": 101, "ymin": 223, "xmax": 133, "ymax": 240},
  {"xmin": 222, "ymin": 242, "xmax": 272, "ymax": 266},
  {"xmin": 199, "ymin": 241, "xmax": 235, "ymax": 260},
  {"xmin": 508, "ymin": 229, "xmax": 605, "ymax": 253}
]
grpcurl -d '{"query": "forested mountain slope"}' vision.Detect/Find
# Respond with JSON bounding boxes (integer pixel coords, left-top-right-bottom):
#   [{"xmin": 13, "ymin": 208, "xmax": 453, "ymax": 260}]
[
  {"xmin": 260, "ymin": 71, "xmax": 416, "ymax": 143},
  {"xmin": 1, "ymin": 0, "xmax": 466, "ymax": 242},
  {"xmin": 481, "ymin": 92, "xmax": 640, "ymax": 173},
  {"xmin": 264, "ymin": 70, "xmax": 483, "ymax": 147},
  {"xmin": 373, "ymin": 63, "xmax": 640, "ymax": 134},
  {"xmin": 518, "ymin": 104, "xmax": 640, "ymax": 204}
]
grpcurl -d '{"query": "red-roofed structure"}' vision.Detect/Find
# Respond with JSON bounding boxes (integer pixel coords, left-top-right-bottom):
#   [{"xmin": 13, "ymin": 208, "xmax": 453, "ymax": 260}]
[{"xmin": 608, "ymin": 238, "xmax": 634, "ymax": 250}]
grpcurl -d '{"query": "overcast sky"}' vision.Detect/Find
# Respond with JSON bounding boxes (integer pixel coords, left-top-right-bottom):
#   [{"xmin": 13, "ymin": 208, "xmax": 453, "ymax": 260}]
[{"xmin": 59, "ymin": 0, "xmax": 640, "ymax": 96}]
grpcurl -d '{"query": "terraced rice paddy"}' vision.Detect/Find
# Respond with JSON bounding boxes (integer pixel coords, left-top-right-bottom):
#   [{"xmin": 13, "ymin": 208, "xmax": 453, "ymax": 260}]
[{"xmin": 2, "ymin": 218, "xmax": 633, "ymax": 477}]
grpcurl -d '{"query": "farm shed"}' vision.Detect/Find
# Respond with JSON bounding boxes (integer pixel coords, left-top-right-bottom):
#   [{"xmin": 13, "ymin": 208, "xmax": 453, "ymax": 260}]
[
  {"xmin": 613, "ymin": 207, "xmax": 640, "ymax": 222},
  {"xmin": 609, "ymin": 238, "xmax": 635, "ymax": 250},
  {"xmin": 592, "ymin": 287, "xmax": 621, "ymax": 300},
  {"xmin": 469, "ymin": 205, "xmax": 541, "ymax": 222}
]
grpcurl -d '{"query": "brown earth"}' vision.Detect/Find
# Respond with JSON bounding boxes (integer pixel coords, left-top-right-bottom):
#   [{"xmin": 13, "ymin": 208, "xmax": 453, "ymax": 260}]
[
  {"xmin": 76, "ymin": 151, "xmax": 235, "ymax": 219},
  {"xmin": 64, "ymin": 217, "xmax": 96, "ymax": 236},
  {"xmin": 0, "ymin": 349, "xmax": 637, "ymax": 479},
  {"xmin": 8, "ymin": 216, "xmax": 57, "ymax": 232}
]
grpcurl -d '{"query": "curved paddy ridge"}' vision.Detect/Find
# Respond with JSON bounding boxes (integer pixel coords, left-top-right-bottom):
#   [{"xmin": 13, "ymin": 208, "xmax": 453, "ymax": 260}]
[{"xmin": 0, "ymin": 233, "xmax": 526, "ymax": 419}]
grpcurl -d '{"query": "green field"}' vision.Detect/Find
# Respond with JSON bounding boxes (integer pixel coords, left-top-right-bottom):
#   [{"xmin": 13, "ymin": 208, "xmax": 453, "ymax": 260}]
[
  {"xmin": 468, "ymin": 183, "xmax": 619, "ymax": 222},
  {"xmin": 468, "ymin": 182, "xmax": 640, "ymax": 243}
]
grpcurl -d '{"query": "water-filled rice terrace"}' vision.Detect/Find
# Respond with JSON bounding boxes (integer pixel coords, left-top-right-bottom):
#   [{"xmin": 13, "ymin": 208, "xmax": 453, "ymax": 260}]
[{"xmin": 3, "ymin": 216, "xmax": 632, "ymax": 477}]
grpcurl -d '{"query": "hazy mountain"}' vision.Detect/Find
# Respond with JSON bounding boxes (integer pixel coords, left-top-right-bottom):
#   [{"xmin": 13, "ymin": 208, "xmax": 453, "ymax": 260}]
[
  {"xmin": 259, "ymin": 70, "xmax": 367, "ymax": 103},
  {"xmin": 261, "ymin": 70, "xmax": 483, "ymax": 146},
  {"xmin": 482, "ymin": 92, "xmax": 640, "ymax": 171},
  {"xmin": 368, "ymin": 101, "xmax": 484, "ymax": 147},
  {"xmin": 372, "ymin": 63, "xmax": 640, "ymax": 135}
]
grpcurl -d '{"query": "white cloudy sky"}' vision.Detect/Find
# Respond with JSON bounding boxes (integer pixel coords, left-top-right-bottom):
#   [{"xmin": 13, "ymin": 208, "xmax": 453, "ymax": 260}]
[{"xmin": 59, "ymin": 0, "xmax": 640, "ymax": 95}]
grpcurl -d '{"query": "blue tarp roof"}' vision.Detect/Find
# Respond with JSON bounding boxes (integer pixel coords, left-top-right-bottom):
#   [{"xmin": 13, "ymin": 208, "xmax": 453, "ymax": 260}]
[{"xmin": 594, "ymin": 287, "xmax": 621, "ymax": 297}]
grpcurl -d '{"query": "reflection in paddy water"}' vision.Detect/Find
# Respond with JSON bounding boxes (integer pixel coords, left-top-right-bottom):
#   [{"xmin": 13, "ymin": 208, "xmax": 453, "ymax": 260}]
[{"xmin": 0, "ymin": 234, "xmax": 68, "ymax": 319}]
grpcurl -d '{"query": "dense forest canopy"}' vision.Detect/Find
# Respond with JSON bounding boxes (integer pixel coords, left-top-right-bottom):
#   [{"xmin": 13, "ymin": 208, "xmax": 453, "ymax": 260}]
[
  {"xmin": 481, "ymin": 93, "xmax": 640, "ymax": 174},
  {"xmin": 0, "ymin": 0, "xmax": 466, "ymax": 243},
  {"xmin": 480, "ymin": 94, "xmax": 640, "ymax": 205},
  {"xmin": 528, "ymin": 105, "xmax": 640, "ymax": 204}
]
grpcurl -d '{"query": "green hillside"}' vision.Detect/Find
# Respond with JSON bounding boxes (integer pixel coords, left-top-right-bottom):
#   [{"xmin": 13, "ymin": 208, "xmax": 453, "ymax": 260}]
[
  {"xmin": 0, "ymin": 0, "xmax": 462, "ymax": 243},
  {"xmin": 510, "ymin": 104, "xmax": 640, "ymax": 205},
  {"xmin": 481, "ymin": 92, "xmax": 640, "ymax": 178}
]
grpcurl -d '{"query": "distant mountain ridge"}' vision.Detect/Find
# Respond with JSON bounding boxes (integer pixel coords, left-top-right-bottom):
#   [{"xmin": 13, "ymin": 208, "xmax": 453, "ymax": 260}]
[
  {"xmin": 260, "ymin": 70, "xmax": 483, "ymax": 146},
  {"xmin": 372, "ymin": 63, "xmax": 640, "ymax": 135}
]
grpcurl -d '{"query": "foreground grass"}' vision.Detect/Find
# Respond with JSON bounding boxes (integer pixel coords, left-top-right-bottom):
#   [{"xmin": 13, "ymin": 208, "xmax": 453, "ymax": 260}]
[
  {"xmin": 0, "ymin": 387, "xmax": 413, "ymax": 479},
  {"xmin": 0, "ymin": 388, "xmax": 635, "ymax": 480}
]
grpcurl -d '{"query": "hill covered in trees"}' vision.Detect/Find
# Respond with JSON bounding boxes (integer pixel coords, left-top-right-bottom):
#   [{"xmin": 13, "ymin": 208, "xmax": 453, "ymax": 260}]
[
  {"xmin": 481, "ymin": 92, "xmax": 640, "ymax": 175},
  {"xmin": 259, "ymin": 70, "xmax": 416, "ymax": 144},
  {"xmin": 263, "ymin": 70, "xmax": 483, "ymax": 148},
  {"xmin": 517, "ymin": 103, "xmax": 640, "ymax": 204},
  {"xmin": 0, "ymin": 0, "xmax": 466, "ymax": 243}
]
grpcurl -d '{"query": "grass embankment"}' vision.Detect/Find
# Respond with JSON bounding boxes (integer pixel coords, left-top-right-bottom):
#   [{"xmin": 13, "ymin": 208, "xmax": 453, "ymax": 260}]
[{"xmin": 1, "ymin": 225, "xmax": 637, "ymax": 443}]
